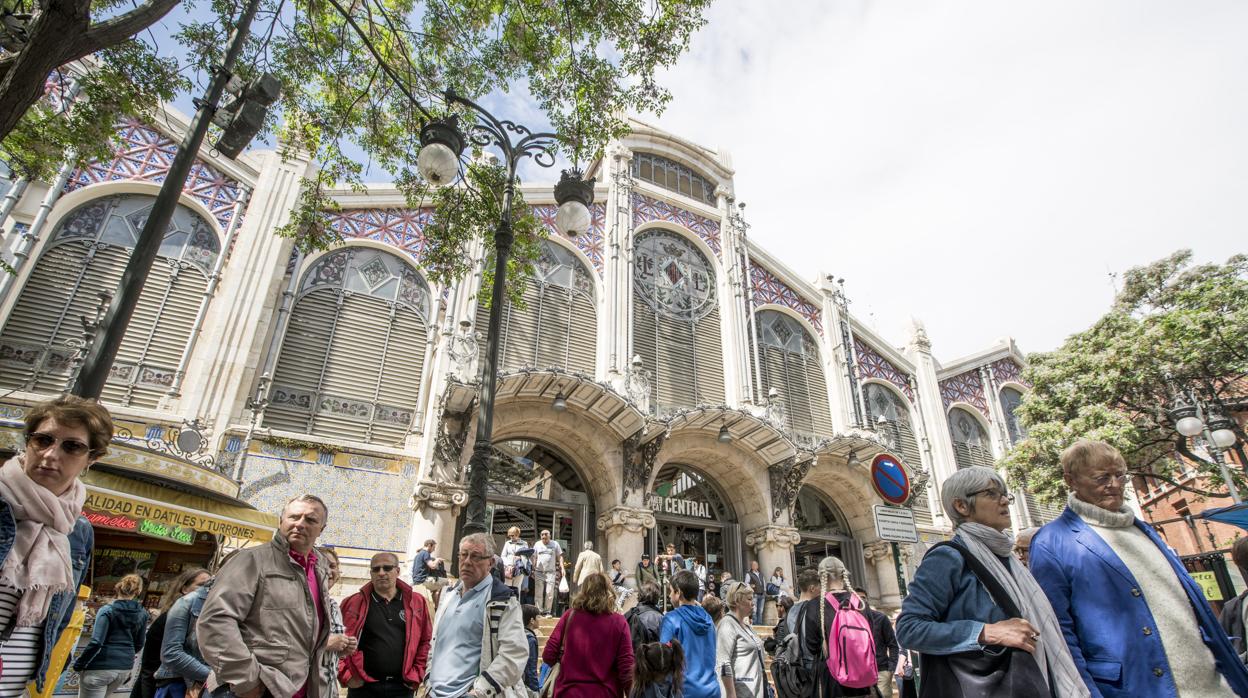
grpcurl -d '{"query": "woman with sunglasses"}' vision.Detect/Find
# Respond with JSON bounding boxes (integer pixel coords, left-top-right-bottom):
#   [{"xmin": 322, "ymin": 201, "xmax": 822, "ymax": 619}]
[
  {"xmin": 895, "ymin": 466, "xmax": 1088, "ymax": 697},
  {"xmin": 0, "ymin": 396, "xmax": 109, "ymax": 698},
  {"xmin": 317, "ymin": 547, "xmax": 357, "ymax": 692}
]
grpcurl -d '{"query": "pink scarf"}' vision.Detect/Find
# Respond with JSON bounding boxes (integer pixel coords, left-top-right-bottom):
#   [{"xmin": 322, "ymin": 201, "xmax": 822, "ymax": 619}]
[{"xmin": 0, "ymin": 456, "xmax": 85, "ymax": 626}]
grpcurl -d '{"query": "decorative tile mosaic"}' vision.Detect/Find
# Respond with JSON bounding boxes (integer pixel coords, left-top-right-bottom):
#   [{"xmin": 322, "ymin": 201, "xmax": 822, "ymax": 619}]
[
  {"xmin": 750, "ymin": 263, "xmax": 823, "ymax": 334},
  {"xmin": 532, "ymin": 202, "xmax": 606, "ymax": 275},
  {"xmin": 328, "ymin": 207, "xmax": 432, "ymax": 263},
  {"xmin": 65, "ymin": 119, "xmax": 244, "ymax": 230},
  {"xmin": 853, "ymin": 338, "xmax": 913, "ymax": 400},
  {"xmin": 632, "ymin": 192, "xmax": 721, "ymax": 255},
  {"xmin": 989, "ymin": 357, "xmax": 1028, "ymax": 387},
  {"xmin": 940, "ymin": 369, "xmax": 991, "ymax": 418},
  {"xmin": 239, "ymin": 452, "xmax": 416, "ymax": 553}
]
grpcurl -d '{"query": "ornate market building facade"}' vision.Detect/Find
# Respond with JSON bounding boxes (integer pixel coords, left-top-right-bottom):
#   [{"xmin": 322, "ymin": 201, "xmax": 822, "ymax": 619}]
[{"xmin": 0, "ymin": 104, "xmax": 1059, "ymax": 611}]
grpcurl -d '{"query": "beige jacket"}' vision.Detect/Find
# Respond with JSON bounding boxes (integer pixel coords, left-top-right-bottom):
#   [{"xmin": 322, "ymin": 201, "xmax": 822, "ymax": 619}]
[
  {"xmin": 573, "ymin": 549, "xmax": 603, "ymax": 586},
  {"xmin": 198, "ymin": 533, "xmax": 332, "ymax": 698}
]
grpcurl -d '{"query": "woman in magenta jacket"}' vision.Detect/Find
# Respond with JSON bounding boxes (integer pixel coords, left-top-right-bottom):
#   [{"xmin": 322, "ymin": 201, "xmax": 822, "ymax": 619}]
[{"xmin": 542, "ymin": 572, "xmax": 635, "ymax": 697}]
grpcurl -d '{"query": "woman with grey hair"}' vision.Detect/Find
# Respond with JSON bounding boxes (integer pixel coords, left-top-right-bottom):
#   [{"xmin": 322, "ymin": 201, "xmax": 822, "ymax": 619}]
[
  {"xmin": 895, "ymin": 466, "xmax": 1089, "ymax": 697},
  {"xmin": 798, "ymin": 556, "xmax": 875, "ymax": 696}
]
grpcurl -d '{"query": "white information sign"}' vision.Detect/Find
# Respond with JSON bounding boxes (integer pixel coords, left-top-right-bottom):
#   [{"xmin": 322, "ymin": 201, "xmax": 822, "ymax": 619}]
[{"xmin": 873, "ymin": 505, "xmax": 919, "ymax": 543}]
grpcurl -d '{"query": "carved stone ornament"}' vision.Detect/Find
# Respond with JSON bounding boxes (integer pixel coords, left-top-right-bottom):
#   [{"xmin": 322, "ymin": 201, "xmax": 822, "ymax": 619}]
[
  {"xmin": 744, "ymin": 524, "xmax": 801, "ymax": 552},
  {"xmin": 597, "ymin": 505, "xmax": 657, "ymax": 535},
  {"xmin": 411, "ymin": 479, "xmax": 468, "ymax": 514},
  {"xmin": 863, "ymin": 541, "xmax": 894, "ymax": 562},
  {"xmin": 768, "ymin": 455, "xmax": 814, "ymax": 522},
  {"xmin": 622, "ymin": 429, "xmax": 668, "ymax": 497},
  {"xmin": 908, "ymin": 318, "xmax": 932, "ymax": 353},
  {"xmin": 429, "ymin": 405, "xmax": 472, "ymax": 483}
]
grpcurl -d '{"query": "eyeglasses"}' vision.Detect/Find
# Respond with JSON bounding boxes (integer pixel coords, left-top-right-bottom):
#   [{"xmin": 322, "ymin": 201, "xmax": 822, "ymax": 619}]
[
  {"xmin": 458, "ymin": 551, "xmax": 492, "ymax": 562},
  {"xmin": 1086, "ymin": 472, "xmax": 1128, "ymax": 487},
  {"xmin": 371, "ymin": 565, "xmax": 396, "ymax": 573},
  {"xmin": 26, "ymin": 432, "xmax": 91, "ymax": 457},
  {"xmin": 968, "ymin": 488, "xmax": 1015, "ymax": 503}
]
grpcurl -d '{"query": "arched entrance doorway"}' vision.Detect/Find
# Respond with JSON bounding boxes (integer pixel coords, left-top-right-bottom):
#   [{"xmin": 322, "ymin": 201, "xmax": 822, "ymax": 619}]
[
  {"xmin": 791, "ymin": 486, "xmax": 866, "ymax": 584},
  {"xmin": 646, "ymin": 463, "xmax": 741, "ymax": 578},
  {"xmin": 484, "ymin": 439, "xmax": 594, "ymax": 560}
]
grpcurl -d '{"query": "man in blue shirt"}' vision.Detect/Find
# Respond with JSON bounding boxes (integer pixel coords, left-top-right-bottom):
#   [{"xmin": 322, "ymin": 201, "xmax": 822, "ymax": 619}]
[
  {"xmin": 426, "ymin": 533, "xmax": 527, "ymax": 698},
  {"xmin": 659, "ymin": 570, "xmax": 719, "ymax": 698}
]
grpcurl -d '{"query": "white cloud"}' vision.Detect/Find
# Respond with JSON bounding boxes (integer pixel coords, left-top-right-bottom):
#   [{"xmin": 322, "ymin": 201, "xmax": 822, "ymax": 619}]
[{"xmin": 642, "ymin": 0, "xmax": 1248, "ymax": 359}]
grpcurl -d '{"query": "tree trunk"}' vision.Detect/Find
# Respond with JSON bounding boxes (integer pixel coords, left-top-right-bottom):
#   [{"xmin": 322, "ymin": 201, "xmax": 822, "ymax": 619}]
[{"xmin": 0, "ymin": 0, "xmax": 91, "ymax": 142}]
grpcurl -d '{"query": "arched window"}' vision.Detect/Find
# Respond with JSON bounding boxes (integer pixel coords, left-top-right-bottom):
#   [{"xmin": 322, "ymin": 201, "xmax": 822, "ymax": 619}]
[
  {"xmin": 949, "ymin": 407, "xmax": 994, "ymax": 469},
  {"xmin": 0, "ymin": 195, "xmax": 219, "ymax": 408},
  {"xmin": 474, "ymin": 240, "xmax": 596, "ymax": 375},
  {"xmin": 631, "ymin": 153, "xmax": 717, "ymax": 206},
  {"xmin": 863, "ymin": 382, "xmax": 932, "ymax": 525},
  {"xmin": 264, "ymin": 246, "xmax": 432, "ymax": 445},
  {"xmin": 1000, "ymin": 387, "xmax": 1026, "ymax": 445},
  {"xmin": 631, "ymin": 229, "xmax": 724, "ymax": 414},
  {"xmin": 753, "ymin": 310, "xmax": 832, "ymax": 441}
]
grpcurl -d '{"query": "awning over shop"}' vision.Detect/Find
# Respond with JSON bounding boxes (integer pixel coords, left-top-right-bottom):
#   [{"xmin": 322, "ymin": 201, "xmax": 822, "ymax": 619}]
[{"xmin": 81, "ymin": 470, "xmax": 276, "ymax": 543}]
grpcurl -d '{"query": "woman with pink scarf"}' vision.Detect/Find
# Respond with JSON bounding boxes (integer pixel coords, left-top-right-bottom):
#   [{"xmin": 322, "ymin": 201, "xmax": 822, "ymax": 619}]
[{"xmin": 0, "ymin": 396, "xmax": 108, "ymax": 698}]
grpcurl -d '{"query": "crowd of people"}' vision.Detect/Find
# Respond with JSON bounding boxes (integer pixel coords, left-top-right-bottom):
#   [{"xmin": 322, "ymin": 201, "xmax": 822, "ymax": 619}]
[{"xmin": 0, "ymin": 396, "xmax": 1246, "ymax": 698}]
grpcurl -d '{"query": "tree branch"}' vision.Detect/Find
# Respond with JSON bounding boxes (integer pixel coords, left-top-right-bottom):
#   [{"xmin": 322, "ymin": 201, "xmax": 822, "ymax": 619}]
[
  {"xmin": 78, "ymin": 0, "xmax": 181, "ymax": 57},
  {"xmin": 1132, "ymin": 469, "xmax": 1233, "ymax": 499}
]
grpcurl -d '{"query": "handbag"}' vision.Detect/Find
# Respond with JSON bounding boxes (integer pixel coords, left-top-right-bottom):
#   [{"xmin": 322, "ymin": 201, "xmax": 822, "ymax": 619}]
[
  {"xmin": 765, "ymin": 583, "xmax": 780, "ymax": 596},
  {"xmin": 538, "ymin": 610, "xmax": 574, "ymax": 698},
  {"xmin": 917, "ymin": 541, "xmax": 1048, "ymax": 698}
]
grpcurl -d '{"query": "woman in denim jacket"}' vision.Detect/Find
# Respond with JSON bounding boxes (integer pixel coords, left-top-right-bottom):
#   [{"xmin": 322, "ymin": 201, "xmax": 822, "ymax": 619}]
[
  {"xmin": 155, "ymin": 579, "xmax": 214, "ymax": 696},
  {"xmin": 0, "ymin": 397, "xmax": 105, "ymax": 698}
]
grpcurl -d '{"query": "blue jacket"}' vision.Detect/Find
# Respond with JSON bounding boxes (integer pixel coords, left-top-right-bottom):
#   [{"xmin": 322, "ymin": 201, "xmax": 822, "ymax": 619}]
[
  {"xmin": 0, "ymin": 495, "xmax": 93, "ymax": 691},
  {"xmin": 73, "ymin": 598, "xmax": 148, "ymax": 670},
  {"xmin": 895, "ymin": 534, "xmax": 1009, "ymax": 655},
  {"xmin": 659, "ymin": 603, "xmax": 718, "ymax": 698},
  {"xmin": 155, "ymin": 582, "xmax": 212, "ymax": 683},
  {"xmin": 1030, "ymin": 507, "xmax": 1248, "ymax": 698}
]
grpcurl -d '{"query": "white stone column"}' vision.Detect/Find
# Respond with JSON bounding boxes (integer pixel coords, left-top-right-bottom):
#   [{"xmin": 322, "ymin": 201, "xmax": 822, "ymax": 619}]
[
  {"xmin": 407, "ymin": 481, "xmax": 468, "ymax": 570},
  {"xmin": 816, "ymin": 274, "xmax": 855, "ymax": 433},
  {"xmin": 604, "ymin": 145, "xmax": 633, "ymax": 379},
  {"xmin": 863, "ymin": 540, "xmax": 909, "ymax": 612},
  {"xmin": 906, "ymin": 320, "xmax": 957, "ymax": 530},
  {"xmin": 745, "ymin": 524, "xmax": 800, "ymax": 624},
  {"xmin": 598, "ymin": 505, "xmax": 655, "ymax": 588}
]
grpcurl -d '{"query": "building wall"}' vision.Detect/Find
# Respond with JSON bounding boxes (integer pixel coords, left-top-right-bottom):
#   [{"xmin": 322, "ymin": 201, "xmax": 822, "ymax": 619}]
[{"xmin": 0, "ymin": 110, "xmax": 1041, "ymax": 608}]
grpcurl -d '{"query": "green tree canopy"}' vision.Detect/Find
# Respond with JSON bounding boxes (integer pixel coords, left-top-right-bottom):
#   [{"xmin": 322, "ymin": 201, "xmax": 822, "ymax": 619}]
[
  {"xmin": 2, "ymin": 0, "xmax": 712, "ymax": 298},
  {"xmin": 1002, "ymin": 250, "xmax": 1248, "ymax": 503}
]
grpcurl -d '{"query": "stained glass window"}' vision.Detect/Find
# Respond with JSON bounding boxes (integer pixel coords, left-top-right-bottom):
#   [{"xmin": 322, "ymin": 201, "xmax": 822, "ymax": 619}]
[
  {"xmin": 631, "ymin": 152, "xmax": 717, "ymax": 206},
  {"xmin": 1000, "ymin": 388, "xmax": 1027, "ymax": 444},
  {"xmin": 633, "ymin": 229, "xmax": 717, "ymax": 322}
]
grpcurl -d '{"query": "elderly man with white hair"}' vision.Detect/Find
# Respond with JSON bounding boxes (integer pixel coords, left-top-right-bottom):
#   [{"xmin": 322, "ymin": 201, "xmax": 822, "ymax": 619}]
[
  {"xmin": 1030, "ymin": 440, "xmax": 1248, "ymax": 697},
  {"xmin": 896, "ymin": 466, "xmax": 1089, "ymax": 698},
  {"xmin": 572, "ymin": 540, "xmax": 603, "ymax": 587}
]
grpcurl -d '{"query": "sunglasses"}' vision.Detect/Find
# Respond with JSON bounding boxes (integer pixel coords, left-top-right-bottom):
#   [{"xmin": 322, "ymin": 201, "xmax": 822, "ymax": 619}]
[
  {"xmin": 371, "ymin": 565, "xmax": 397, "ymax": 573},
  {"xmin": 26, "ymin": 432, "xmax": 92, "ymax": 457}
]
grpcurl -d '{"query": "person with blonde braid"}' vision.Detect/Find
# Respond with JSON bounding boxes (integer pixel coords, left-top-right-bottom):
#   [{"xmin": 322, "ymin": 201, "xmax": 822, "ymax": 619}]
[{"xmin": 797, "ymin": 557, "xmax": 875, "ymax": 697}]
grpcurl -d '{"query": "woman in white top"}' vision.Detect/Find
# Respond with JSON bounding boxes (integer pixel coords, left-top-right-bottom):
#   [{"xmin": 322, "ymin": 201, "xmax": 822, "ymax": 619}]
[
  {"xmin": 769, "ymin": 566, "xmax": 792, "ymax": 598},
  {"xmin": 716, "ymin": 581, "xmax": 766, "ymax": 698},
  {"xmin": 0, "ymin": 397, "xmax": 107, "ymax": 698},
  {"xmin": 500, "ymin": 526, "xmax": 527, "ymax": 596}
]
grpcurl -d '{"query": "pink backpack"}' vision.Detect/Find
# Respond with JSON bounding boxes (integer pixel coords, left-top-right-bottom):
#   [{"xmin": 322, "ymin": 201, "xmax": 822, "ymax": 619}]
[{"xmin": 824, "ymin": 591, "xmax": 877, "ymax": 689}]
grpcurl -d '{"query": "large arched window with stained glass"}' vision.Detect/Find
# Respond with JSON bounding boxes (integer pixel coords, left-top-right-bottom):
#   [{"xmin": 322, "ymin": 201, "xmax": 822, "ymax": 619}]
[
  {"xmin": 264, "ymin": 246, "xmax": 432, "ymax": 445},
  {"xmin": 474, "ymin": 240, "xmax": 596, "ymax": 375},
  {"xmin": 949, "ymin": 407, "xmax": 995, "ymax": 469},
  {"xmin": 0, "ymin": 195, "xmax": 220, "ymax": 408},
  {"xmin": 632, "ymin": 229, "xmax": 724, "ymax": 414},
  {"xmin": 1000, "ymin": 387, "xmax": 1027, "ymax": 445},
  {"xmin": 631, "ymin": 152, "xmax": 718, "ymax": 206},
  {"xmin": 752, "ymin": 310, "xmax": 832, "ymax": 442}
]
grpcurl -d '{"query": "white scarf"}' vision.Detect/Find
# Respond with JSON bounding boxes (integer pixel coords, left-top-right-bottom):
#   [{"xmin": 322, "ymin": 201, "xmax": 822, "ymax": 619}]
[
  {"xmin": 0, "ymin": 456, "xmax": 84, "ymax": 626},
  {"xmin": 957, "ymin": 522, "xmax": 1091, "ymax": 698}
]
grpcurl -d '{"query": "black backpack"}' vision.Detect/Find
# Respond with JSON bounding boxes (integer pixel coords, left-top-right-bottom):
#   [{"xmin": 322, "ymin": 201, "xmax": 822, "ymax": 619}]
[{"xmin": 773, "ymin": 603, "xmax": 816, "ymax": 698}]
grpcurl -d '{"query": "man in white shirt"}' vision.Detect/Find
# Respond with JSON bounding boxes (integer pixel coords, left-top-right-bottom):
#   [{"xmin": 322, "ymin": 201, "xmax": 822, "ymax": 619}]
[{"xmin": 531, "ymin": 530, "xmax": 563, "ymax": 615}]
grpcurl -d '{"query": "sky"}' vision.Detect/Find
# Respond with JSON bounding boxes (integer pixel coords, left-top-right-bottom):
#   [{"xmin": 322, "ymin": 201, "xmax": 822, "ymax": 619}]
[
  {"xmin": 628, "ymin": 0, "xmax": 1248, "ymax": 361},
  {"xmin": 153, "ymin": 1, "xmax": 1248, "ymax": 362}
]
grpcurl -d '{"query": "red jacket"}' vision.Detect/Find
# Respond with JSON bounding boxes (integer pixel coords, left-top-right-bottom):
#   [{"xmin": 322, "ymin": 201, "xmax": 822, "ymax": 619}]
[{"xmin": 337, "ymin": 580, "xmax": 432, "ymax": 687}]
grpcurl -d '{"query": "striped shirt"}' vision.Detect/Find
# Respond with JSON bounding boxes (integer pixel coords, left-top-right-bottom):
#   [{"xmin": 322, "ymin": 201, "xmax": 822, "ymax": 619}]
[{"xmin": 0, "ymin": 583, "xmax": 45, "ymax": 698}]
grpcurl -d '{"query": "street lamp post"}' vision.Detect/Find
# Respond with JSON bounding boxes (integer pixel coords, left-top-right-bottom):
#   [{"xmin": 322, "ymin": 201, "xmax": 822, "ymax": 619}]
[
  {"xmin": 1169, "ymin": 388, "xmax": 1242, "ymax": 502},
  {"xmin": 418, "ymin": 90, "xmax": 594, "ymax": 536}
]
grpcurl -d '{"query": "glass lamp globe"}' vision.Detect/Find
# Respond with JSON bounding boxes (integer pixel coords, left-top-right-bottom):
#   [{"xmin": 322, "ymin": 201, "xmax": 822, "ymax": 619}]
[
  {"xmin": 1211, "ymin": 427, "xmax": 1238, "ymax": 449},
  {"xmin": 417, "ymin": 143, "xmax": 459, "ymax": 187},
  {"xmin": 1175, "ymin": 415, "xmax": 1205, "ymax": 437},
  {"xmin": 555, "ymin": 200, "xmax": 591, "ymax": 239}
]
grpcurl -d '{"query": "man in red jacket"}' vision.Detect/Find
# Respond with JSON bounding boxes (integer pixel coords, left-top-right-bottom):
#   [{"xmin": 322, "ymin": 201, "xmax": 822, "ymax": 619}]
[{"xmin": 339, "ymin": 552, "xmax": 433, "ymax": 698}]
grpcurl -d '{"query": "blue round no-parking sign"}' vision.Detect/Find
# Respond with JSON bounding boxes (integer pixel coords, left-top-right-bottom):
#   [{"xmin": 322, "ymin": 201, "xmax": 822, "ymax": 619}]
[{"xmin": 870, "ymin": 453, "xmax": 910, "ymax": 505}]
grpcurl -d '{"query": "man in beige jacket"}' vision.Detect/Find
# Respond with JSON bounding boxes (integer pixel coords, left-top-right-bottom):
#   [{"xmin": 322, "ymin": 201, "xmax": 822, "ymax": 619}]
[
  {"xmin": 199, "ymin": 495, "xmax": 337, "ymax": 698},
  {"xmin": 572, "ymin": 541, "xmax": 603, "ymax": 587}
]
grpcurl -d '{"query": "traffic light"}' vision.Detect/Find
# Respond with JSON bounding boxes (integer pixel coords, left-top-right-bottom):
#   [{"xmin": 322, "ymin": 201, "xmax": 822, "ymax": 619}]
[{"xmin": 213, "ymin": 73, "xmax": 280, "ymax": 159}]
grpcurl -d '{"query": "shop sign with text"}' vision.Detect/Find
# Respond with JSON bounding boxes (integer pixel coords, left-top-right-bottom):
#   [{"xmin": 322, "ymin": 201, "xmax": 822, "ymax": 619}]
[
  {"xmin": 84, "ymin": 507, "xmax": 196, "ymax": 545},
  {"xmin": 650, "ymin": 495, "xmax": 712, "ymax": 519}
]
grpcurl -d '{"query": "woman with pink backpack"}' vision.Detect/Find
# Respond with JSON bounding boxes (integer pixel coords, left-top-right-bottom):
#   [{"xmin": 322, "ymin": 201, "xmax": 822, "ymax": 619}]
[{"xmin": 797, "ymin": 556, "xmax": 880, "ymax": 697}]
